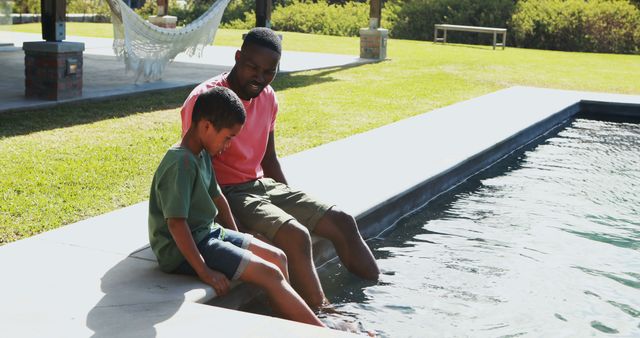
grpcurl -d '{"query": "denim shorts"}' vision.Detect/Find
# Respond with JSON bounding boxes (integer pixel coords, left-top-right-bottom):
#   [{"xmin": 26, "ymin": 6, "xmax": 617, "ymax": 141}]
[{"xmin": 173, "ymin": 227, "xmax": 253, "ymax": 281}]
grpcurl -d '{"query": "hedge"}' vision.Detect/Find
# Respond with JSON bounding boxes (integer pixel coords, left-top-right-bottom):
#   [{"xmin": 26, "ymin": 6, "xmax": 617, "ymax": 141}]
[
  {"xmin": 224, "ymin": 0, "xmax": 372, "ymax": 37},
  {"xmin": 12, "ymin": 0, "xmax": 110, "ymax": 15},
  {"xmin": 388, "ymin": 0, "xmax": 515, "ymax": 43},
  {"xmin": 511, "ymin": 0, "xmax": 640, "ymax": 53}
]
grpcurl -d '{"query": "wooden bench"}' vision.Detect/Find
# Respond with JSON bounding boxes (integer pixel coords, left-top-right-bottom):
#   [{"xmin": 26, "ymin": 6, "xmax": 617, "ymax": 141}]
[{"xmin": 434, "ymin": 24, "xmax": 507, "ymax": 50}]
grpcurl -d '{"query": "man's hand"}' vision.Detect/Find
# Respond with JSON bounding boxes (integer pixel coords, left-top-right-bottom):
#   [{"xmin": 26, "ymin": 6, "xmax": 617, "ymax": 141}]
[
  {"xmin": 197, "ymin": 267, "xmax": 231, "ymax": 296},
  {"xmin": 261, "ymin": 131, "xmax": 288, "ymax": 184}
]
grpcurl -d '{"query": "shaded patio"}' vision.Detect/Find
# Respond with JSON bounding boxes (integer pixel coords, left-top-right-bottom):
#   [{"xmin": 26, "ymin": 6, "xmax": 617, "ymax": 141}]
[{"xmin": 0, "ymin": 31, "xmax": 372, "ymax": 113}]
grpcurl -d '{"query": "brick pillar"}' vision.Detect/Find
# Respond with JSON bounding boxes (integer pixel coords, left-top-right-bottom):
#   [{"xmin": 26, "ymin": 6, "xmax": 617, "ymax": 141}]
[
  {"xmin": 359, "ymin": 28, "xmax": 388, "ymax": 60},
  {"xmin": 23, "ymin": 41, "xmax": 84, "ymax": 100}
]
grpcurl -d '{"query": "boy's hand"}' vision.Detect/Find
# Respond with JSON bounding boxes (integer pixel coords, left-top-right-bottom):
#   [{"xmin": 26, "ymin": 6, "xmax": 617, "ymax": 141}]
[{"xmin": 198, "ymin": 267, "xmax": 230, "ymax": 296}]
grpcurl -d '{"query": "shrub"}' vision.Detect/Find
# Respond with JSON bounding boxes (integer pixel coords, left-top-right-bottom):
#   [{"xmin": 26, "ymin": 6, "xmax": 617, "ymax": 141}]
[
  {"xmin": 270, "ymin": 0, "xmax": 369, "ymax": 36},
  {"xmin": 222, "ymin": 0, "xmax": 255, "ymax": 24},
  {"xmin": 388, "ymin": 0, "xmax": 515, "ymax": 42},
  {"xmin": 224, "ymin": 0, "xmax": 369, "ymax": 36},
  {"xmin": 12, "ymin": 0, "xmax": 110, "ymax": 15},
  {"xmin": 12, "ymin": 0, "xmax": 39, "ymax": 14},
  {"xmin": 67, "ymin": 0, "xmax": 110, "ymax": 16},
  {"xmin": 223, "ymin": 0, "xmax": 397, "ymax": 37},
  {"xmin": 224, "ymin": 0, "xmax": 297, "ymax": 24},
  {"xmin": 511, "ymin": 0, "xmax": 640, "ymax": 54},
  {"xmin": 223, "ymin": 11, "xmax": 254, "ymax": 30}
]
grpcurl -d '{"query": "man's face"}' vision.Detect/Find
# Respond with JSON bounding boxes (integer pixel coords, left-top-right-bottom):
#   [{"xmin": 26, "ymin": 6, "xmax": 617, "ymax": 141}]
[
  {"xmin": 231, "ymin": 43, "xmax": 280, "ymax": 100},
  {"xmin": 202, "ymin": 122, "xmax": 243, "ymax": 156}
]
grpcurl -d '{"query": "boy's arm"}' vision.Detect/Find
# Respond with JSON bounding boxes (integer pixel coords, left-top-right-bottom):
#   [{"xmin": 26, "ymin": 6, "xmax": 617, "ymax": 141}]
[
  {"xmin": 261, "ymin": 131, "xmax": 288, "ymax": 185},
  {"xmin": 212, "ymin": 194, "xmax": 239, "ymax": 231},
  {"xmin": 167, "ymin": 217, "xmax": 230, "ymax": 296}
]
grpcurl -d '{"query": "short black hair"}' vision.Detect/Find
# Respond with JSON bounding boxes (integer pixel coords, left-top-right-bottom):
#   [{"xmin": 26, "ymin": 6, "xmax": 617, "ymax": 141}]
[
  {"xmin": 192, "ymin": 86, "xmax": 246, "ymax": 130},
  {"xmin": 242, "ymin": 27, "xmax": 281, "ymax": 55}
]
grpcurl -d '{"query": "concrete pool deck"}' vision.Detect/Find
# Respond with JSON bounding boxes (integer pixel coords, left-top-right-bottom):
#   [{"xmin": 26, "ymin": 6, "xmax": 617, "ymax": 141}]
[
  {"xmin": 1, "ymin": 86, "xmax": 640, "ymax": 337},
  {"xmin": 0, "ymin": 31, "xmax": 372, "ymax": 114}
]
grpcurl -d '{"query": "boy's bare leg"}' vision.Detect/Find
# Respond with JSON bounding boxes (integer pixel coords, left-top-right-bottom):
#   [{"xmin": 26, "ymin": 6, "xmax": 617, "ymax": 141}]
[
  {"xmin": 247, "ymin": 238, "xmax": 289, "ymax": 281},
  {"xmin": 240, "ymin": 254, "xmax": 324, "ymax": 327},
  {"xmin": 314, "ymin": 208, "xmax": 380, "ymax": 280},
  {"xmin": 272, "ymin": 220, "xmax": 327, "ymax": 308}
]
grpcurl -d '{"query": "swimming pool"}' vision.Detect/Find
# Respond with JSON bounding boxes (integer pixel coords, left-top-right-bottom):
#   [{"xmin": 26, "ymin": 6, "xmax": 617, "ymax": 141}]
[{"xmin": 321, "ymin": 118, "xmax": 640, "ymax": 337}]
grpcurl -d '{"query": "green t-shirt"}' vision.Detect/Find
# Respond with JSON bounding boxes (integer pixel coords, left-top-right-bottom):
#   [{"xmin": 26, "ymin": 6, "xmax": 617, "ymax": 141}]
[{"xmin": 148, "ymin": 146, "xmax": 223, "ymax": 272}]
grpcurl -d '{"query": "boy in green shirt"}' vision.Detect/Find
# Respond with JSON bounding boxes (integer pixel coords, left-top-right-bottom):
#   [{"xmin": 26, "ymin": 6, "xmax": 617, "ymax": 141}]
[{"xmin": 148, "ymin": 86, "xmax": 323, "ymax": 326}]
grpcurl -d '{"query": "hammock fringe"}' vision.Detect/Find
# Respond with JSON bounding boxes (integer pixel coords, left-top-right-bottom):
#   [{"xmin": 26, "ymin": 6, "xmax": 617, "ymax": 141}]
[{"xmin": 104, "ymin": 0, "xmax": 230, "ymax": 82}]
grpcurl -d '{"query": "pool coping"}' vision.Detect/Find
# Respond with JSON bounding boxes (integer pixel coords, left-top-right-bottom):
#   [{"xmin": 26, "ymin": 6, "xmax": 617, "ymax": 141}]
[
  {"xmin": 282, "ymin": 87, "xmax": 640, "ymax": 246},
  {"xmin": 1, "ymin": 86, "xmax": 639, "ymax": 337}
]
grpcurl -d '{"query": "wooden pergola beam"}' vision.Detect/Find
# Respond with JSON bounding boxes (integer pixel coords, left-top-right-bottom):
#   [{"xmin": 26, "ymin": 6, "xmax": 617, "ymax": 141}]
[
  {"xmin": 369, "ymin": 0, "xmax": 381, "ymax": 29},
  {"xmin": 41, "ymin": 0, "xmax": 65, "ymax": 42},
  {"xmin": 157, "ymin": 0, "xmax": 168, "ymax": 16},
  {"xmin": 255, "ymin": 0, "xmax": 272, "ymax": 28}
]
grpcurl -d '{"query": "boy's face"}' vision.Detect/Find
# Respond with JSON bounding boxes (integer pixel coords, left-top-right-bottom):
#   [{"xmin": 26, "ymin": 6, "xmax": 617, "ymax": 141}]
[
  {"xmin": 201, "ymin": 121, "xmax": 243, "ymax": 156},
  {"xmin": 232, "ymin": 43, "xmax": 280, "ymax": 100}
]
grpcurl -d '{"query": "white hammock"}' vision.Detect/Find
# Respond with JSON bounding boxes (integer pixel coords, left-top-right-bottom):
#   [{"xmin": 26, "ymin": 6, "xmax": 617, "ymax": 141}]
[{"xmin": 104, "ymin": 0, "xmax": 230, "ymax": 82}]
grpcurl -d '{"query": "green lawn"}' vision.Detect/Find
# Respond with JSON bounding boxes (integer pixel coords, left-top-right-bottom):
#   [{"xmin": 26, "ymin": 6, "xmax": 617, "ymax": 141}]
[{"xmin": 1, "ymin": 23, "xmax": 639, "ymax": 244}]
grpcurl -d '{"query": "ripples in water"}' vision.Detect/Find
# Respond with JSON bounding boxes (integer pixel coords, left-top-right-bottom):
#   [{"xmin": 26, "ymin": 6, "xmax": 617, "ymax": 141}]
[{"xmin": 321, "ymin": 119, "xmax": 640, "ymax": 337}]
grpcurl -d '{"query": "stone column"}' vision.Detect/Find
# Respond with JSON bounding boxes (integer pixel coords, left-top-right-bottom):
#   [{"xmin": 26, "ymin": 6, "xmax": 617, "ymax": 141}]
[
  {"xmin": 23, "ymin": 41, "xmax": 85, "ymax": 100},
  {"xmin": 359, "ymin": 0, "xmax": 388, "ymax": 59},
  {"xmin": 149, "ymin": 0, "xmax": 177, "ymax": 28}
]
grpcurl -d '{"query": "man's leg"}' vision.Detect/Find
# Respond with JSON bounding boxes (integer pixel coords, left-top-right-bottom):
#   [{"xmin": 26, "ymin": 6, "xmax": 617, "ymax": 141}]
[
  {"xmin": 223, "ymin": 182, "xmax": 327, "ymax": 308},
  {"xmin": 313, "ymin": 208, "xmax": 380, "ymax": 280},
  {"xmin": 259, "ymin": 178, "xmax": 380, "ymax": 282},
  {"xmin": 272, "ymin": 220, "xmax": 327, "ymax": 308}
]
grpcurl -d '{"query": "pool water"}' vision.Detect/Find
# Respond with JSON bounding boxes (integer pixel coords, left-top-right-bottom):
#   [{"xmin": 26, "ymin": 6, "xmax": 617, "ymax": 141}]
[{"xmin": 320, "ymin": 118, "xmax": 640, "ymax": 337}]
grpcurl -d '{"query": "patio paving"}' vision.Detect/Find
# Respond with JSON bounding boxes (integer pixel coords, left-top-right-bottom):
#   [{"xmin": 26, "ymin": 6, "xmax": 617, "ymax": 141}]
[{"xmin": 0, "ymin": 31, "xmax": 372, "ymax": 113}]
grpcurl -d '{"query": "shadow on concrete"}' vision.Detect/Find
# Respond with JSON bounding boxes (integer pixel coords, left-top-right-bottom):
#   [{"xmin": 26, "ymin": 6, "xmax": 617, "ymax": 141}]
[
  {"xmin": 86, "ymin": 255, "xmax": 194, "ymax": 338},
  {"xmin": 0, "ymin": 88, "xmax": 191, "ymax": 138}
]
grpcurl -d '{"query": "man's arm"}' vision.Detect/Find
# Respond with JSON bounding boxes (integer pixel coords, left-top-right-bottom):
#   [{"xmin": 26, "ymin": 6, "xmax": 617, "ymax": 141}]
[
  {"xmin": 213, "ymin": 194, "xmax": 239, "ymax": 231},
  {"xmin": 167, "ymin": 218, "xmax": 230, "ymax": 296},
  {"xmin": 261, "ymin": 131, "xmax": 288, "ymax": 184}
]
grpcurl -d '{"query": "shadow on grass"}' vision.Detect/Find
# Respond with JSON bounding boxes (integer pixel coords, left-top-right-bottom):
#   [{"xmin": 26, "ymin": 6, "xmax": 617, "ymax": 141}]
[
  {"xmin": 1, "ymin": 61, "xmax": 376, "ymax": 138},
  {"xmin": 273, "ymin": 61, "xmax": 381, "ymax": 91},
  {"xmin": 0, "ymin": 88, "xmax": 192, "ymax": 138},
  {"xmin": 433, "ymin": 41, "xmax": 507, "ymax": 51}
]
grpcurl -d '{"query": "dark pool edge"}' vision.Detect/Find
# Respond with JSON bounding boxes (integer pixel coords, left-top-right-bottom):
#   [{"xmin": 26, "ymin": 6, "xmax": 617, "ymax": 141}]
[
  {"xmin": 355, "ymin": 99, "xmax": 640, "ymax": 242},
  {"xmin": 352, "ymin": 103, "xmax": 573, "ymax": 240},
  {"xmin": 578, "ymin": 100, "xmax": 640, "ymax": 121}
]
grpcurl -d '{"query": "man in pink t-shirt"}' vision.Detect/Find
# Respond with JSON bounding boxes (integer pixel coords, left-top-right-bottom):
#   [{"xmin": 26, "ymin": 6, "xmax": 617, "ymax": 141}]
[{"xmin": 181, "ymin": 28, "xmax": 379, "ymax": 308}]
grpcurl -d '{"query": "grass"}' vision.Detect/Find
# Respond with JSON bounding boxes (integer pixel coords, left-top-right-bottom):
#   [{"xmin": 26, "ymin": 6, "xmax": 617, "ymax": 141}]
[{"xmin": 1, "ymin": 23, "xmax": 639, "ymax": 244}]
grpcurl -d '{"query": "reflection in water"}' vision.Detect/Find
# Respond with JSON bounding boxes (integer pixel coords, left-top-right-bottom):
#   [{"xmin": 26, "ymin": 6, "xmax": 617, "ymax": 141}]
[{"xmin": 320, "ymin": 119, "xmax": 640, "ymax": 337}]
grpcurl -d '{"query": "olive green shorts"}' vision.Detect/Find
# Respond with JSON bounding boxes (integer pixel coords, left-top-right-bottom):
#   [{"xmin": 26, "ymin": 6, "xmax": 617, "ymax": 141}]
[{"xmin": 221, "ymin": 178, "xmax": 332, "ymax": 240}]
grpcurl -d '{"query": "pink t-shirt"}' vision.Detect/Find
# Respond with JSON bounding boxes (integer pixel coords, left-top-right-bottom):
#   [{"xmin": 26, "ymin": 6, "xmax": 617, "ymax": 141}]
[{"xmin": 180, "ymin": 73, "xmax": 278, "ymax": 185}]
